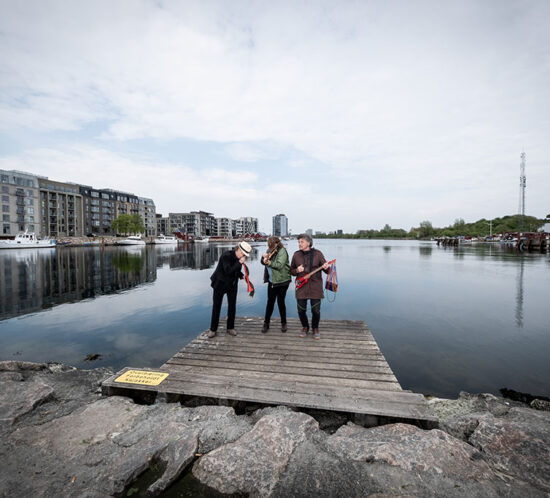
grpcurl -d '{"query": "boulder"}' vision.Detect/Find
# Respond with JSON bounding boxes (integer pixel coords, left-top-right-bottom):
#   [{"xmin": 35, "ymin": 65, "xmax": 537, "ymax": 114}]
[
  {"xmin": 0, "ymin": 378, "xmax": 54, "ymax": 429},
  {"xmin": 193, "ymin": 411, "xmax": 319, "ymax": 496},
  {"xmin": 469, "ymin": 407, "xmax": 550, "ymax": 492},
  {"xmin": 324, "ymin": 422, "xmax": 494, "ymax": 481}
]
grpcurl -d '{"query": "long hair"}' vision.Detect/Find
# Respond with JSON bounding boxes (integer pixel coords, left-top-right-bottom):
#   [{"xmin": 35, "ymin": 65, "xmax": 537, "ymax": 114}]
[{"xmin": 267, "ymin": 236, "xmax": 283, "ymax": 251}]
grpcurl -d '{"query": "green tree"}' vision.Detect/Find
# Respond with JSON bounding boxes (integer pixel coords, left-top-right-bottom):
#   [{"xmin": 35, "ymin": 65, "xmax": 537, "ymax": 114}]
[
  {"xmin": 418, "ymin": 220, "xmax": 434, "ymax": 239},
  {"xmin": 111, "ymin": 214, "xmax": 145, "ymax": 235}
]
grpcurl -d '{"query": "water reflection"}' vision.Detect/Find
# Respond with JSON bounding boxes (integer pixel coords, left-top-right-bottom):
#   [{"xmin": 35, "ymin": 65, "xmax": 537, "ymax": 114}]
[
  {"xmin": 0, "ymin": 243, "xmax": 261, "ymax": 321},
  {"xmin": 516, "ymin": 257, "xmax": 525, "ymax": 328}
]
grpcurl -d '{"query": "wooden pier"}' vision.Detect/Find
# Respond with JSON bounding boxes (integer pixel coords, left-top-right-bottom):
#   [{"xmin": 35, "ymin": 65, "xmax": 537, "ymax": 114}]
[{"xmin": 102, "ymin": 317, "xmax": 437, "ymax": 428}]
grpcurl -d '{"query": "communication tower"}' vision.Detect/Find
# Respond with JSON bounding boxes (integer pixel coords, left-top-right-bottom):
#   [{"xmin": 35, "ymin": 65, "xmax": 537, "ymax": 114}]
[{"xmin": 518, "ymin": 152, "xmax": 526, "ymax": 230}]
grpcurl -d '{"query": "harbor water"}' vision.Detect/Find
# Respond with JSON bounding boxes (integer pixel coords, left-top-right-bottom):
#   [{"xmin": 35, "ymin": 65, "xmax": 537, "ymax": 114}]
[{"xmin": 1, "ymin": 239, "xmax": 549, "ymax": 399}]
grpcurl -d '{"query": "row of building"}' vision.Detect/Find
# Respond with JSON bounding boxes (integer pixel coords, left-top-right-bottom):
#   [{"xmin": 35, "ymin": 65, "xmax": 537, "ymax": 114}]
[{"xmin": 1, "ymin": 169, "xmax": 260, "ymax": 239}]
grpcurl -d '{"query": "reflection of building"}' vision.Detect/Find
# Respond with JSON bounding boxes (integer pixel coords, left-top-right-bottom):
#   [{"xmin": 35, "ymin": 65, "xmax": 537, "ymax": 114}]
[
  {"xmin": 1, "ymin": 169, "xmax": 41, "ymax": 236},
  {"xmin": 0, "ymin": 247, "xmax": 157, "ymax": 321},
  {"xmin": 39, "ymin": 178, "xmax": 84, "ymax": 237},
  {"xmin": 273, "ymin": 214, "xmax": 288, "ymax": 237}
]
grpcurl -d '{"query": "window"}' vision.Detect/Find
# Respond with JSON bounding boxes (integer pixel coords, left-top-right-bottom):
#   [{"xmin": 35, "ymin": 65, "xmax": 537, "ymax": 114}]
[
  {"xmin": 2, "ymin": 215, "xmax": 9, "ymax": 221},
  {"xmin": 1, "ymin": 186, "xmax": 8, "ymax": 193},
  {"xmin": 27, "ymin": 207, "xmax": 34, "ymax": 214},
  {"xmin": 1, "ymin": 174, "xmax": 9, "ymax": 183},
  {"xmin": 2, "ymin": 205, "xmax": 9, "ymax": 212},
  {"xmin": 2, "ymin": 195, "xmax": 8, "ymax": 203},
  {"xmin": 26, "ymin": 198, "xmax": 34, "ymax": 206},
  {"xmin": 27, "ymin": 190, "xmax": 34, "ymax": 197},
  {"xmin": 2, "ymin": 224, "xmax": 9, "ymax": 234}
]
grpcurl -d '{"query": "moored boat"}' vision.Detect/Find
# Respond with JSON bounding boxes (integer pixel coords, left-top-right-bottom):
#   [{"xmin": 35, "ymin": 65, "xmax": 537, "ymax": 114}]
[
  {"xmin": 117, "ymin": 235, "xmax": 146, "ymax": 246},
  {"xmin": 0, "ymin": 231, "xmax": 56, "ymax": 249},
  {"xmin": 154, "ymin": 234, "xmax": 178, "ymax": 245}
]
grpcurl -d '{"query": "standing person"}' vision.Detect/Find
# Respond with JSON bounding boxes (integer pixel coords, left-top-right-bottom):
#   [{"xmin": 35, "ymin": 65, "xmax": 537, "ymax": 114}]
[
  {"xmin": 290, "ymin": 234, "xmax": 329, "ymax": 340},
  {"xmin": 261, "ymin": 236, "xmax": 291, "ymax": 333},
  {"xmin": 208, "ymin": 241, "xmax": 252, "ymax": 338}
]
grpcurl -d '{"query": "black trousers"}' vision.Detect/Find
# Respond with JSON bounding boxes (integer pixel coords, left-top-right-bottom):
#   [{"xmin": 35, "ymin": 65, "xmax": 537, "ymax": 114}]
[
  {"xmin": 210, "ymin": 286, "xmax": 237, "ymax": 332},
  {"xmin": 297, "ymin": 298, "xmax": 321, "ymax": 329},
  {"xmin": 264, "ymin": 282, "xmax": 290, "ymax": 325}
]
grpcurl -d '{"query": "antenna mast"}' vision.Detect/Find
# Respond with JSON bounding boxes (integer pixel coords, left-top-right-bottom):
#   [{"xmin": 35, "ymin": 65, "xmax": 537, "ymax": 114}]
[{"xmin": 519, "ymin": 152, "xmax": 526, "ymax": 230}]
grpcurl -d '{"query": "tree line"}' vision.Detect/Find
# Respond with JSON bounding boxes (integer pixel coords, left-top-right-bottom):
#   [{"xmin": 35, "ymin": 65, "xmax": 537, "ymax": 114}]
[{"xmin": 315, "ymin": 214, "xmax": 550, "ymax": 240}]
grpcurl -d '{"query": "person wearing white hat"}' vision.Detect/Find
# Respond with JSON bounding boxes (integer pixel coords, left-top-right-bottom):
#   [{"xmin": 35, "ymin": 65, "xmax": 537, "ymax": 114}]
[{"xmin": 208, "ymin": 241, "xmax": 252, "ymax": 338}]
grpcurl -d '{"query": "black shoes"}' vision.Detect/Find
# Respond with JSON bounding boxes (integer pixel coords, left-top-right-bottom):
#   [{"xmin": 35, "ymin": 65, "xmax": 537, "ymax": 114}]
[
  {"xmin": 281, "ymin": 323, "xmax": 287, "ymax": 333},
  {"xmin": 262, "ymin": 322, "xmax": 269, "ymax": 333}
]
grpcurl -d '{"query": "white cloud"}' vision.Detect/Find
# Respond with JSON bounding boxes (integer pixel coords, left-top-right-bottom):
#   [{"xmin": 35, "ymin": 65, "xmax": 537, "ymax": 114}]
[{"xmin": 1, "ymin": 0, "xmax": 549, "ymax": 231}]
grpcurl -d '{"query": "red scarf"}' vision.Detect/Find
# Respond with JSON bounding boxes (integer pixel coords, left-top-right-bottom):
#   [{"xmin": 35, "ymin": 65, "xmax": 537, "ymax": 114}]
[{"xmin": 243, "ymin": 263, "xmax": 255, "ymax": 297}]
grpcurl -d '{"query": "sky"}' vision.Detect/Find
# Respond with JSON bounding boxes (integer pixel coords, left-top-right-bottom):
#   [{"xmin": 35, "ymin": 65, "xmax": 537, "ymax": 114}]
[{"xmin": 1, "ymin": 0, "xmax": 549, "ymax": 234}]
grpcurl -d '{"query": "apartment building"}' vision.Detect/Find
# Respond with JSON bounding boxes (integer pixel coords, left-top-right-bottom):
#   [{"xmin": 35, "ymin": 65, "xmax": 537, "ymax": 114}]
[
  {"xmin": 169, "ymin": 211, "xmax": 216, "ymax": 237},
  {"xmin": 272, "ymin": 213, "xmax": 288, "ymax": 237},
  {"xmin": 156, "ymin": 214, "xmax": 169, "ymax": 236},
  {"xmin": 215, "ymin": 217, "xmax": 233, "ymax": 238},
  {"xmin": 1, "ymin": 169, "xmax": 41, "ymax": 236},
  {"xmin": 138, "ymin": 196, "xmax": 157, "ymax": 237},
  {"xmin": 38, "ymin": 178, "xmax": 84, "ymax": 237},
  {"xmin": 79, "ymin": 186, "xmax": 117, "ymax": 235}
]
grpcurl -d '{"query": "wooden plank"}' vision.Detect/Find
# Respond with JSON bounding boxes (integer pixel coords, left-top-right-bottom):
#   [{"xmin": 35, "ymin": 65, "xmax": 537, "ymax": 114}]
[
  {"xmin": 165, "ymin": 357, "xmax": 399, "ymax": 383},
  {"xmin": 171, "ymin": 349, "xmax": 389, "ymax": 367},
  {"xmin": 161, "ymin": 363, "xmax": 402, "ymax": 391},
  {"xmin": 171, "ymin": 351, "xmax": 395, "ymax": 374},
  {"xmin": 186, "ymin": 339, "xmax": 385, "ymax": 356}
]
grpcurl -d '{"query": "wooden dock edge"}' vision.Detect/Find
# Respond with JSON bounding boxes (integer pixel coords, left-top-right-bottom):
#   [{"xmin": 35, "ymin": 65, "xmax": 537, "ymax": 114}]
[{"xmin": 102, "ymin": 367, "xmax": 439, "ymax": 429}]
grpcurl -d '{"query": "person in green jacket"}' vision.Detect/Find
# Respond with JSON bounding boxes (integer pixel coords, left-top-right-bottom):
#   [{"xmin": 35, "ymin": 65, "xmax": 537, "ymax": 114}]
[{"xmin": 261, "ymin": 236, "xmax": 291, "ymax": 333}]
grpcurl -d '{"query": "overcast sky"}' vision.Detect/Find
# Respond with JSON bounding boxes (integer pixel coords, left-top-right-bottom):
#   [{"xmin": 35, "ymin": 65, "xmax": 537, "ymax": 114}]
[{"xmin": 1, "ymin": 0, "xmax": 549, "ymax": 233}]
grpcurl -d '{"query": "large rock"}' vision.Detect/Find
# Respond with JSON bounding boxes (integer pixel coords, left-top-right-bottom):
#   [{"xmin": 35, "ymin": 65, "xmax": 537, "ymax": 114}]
[
  {"xmin": 469, "ymin": 408, "xmax": 550, "ymax": 493},
  {"xmin": 324, "ymin": 422, "xmax": 494, "ymax": 481},
  {"xmin": 0, "ymin": 362, "xmax": 253, "ymax": 497},
  {"xmin": 193, "ymin": 411, "xmax": 319, "ymax": 496},
  {"xmin": 272, "ymin": 440, "xmax": 523, "ymax": 498},
  {"xmin": 0, "ymin": 378, "xmax": 54, "ymax": 429}
]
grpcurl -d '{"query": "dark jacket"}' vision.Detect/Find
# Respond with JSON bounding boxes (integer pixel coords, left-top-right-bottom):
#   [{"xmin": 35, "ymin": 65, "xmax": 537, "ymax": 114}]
[
  {"xmin": 210, "ymin": 250, "xmax": 243, "ymax": 292},
  {"xmin": 290, "ymin": 248, "xmax": 327, "ymax": 299}
]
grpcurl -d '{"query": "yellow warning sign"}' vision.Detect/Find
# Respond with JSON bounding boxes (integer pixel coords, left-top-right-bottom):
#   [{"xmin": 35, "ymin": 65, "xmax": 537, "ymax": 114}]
[{"xmin": 114, "ymin": 370, "xmax": 169, "ymax": 386}]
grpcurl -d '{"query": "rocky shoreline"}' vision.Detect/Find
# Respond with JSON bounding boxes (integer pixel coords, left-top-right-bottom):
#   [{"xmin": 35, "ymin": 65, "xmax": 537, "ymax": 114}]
[{"xmin": 1, "ymin": 361, "xmax": 549, "ymax": 497}]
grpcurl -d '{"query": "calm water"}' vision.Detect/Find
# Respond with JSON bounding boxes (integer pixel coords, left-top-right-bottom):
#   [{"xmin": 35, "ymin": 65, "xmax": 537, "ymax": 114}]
[{"xmin": 1, "ymin": 239, "xmax": 549, "ymax": 399}]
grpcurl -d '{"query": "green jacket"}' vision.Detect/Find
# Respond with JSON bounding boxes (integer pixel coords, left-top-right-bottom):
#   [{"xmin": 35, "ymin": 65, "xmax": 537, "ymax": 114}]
[{"xmin": 262, "ymin": 247, "xmax": 291, "ymax": 285}]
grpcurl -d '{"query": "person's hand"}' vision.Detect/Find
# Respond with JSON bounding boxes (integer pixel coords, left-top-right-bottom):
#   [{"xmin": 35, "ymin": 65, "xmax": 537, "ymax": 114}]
[
  {"xmin": 322, "ymin": 262, "xmax": 329, "ymax": 270},
  {"xmin": 297, "ymin": 264, "xmax": 304, "ymax": 272},
  {"xmin": 239, "ymin": 256, "xmax": 246, "ymax": 264},
  {"xmin": 262, "ymin": 252, "xmax": 269, "ymax": 259}
]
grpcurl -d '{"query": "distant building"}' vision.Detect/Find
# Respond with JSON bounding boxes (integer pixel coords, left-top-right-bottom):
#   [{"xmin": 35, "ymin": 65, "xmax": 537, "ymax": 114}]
[
  {"xmin": 138, "ymin": 196, "xmax": 157, "ymax": 237},
  {"xmin": 337, "ymin": 229, "xmax": 343, "ymax": 235},
  {"xmin": 215, "ymin": 217, "xmax": 232, "ymax": 238},
  {"xmin": 305, "ymin": 229, "xmax": 313, "ymax": 236},
  {"xmin": 273, "ymin": 214, "xmax": 288, "ymax": 237},
  {"xmin": 169, "ymin": 211, "xmax": 215, "ymax": 237},
  {"xmin": 1, "ymin": 169, "xmax": 41, "ymax": 236},
  {"xmin": 39, "ymin": 178, "xmax": 84, "ymax": 237},
  {"xmin": 156, "ymin": 214, "xmax": 169, "ymax": 235}
]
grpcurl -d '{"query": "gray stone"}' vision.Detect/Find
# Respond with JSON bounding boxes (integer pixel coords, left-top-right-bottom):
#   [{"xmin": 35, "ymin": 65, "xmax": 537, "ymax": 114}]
[
  {"xmin": 193, "ymin": 411, "xmax": 319, "ymax": 496},
  {"xmin": 0, "ymin": 360, "xmax": 48, "ymax": 372},
  {"xmin": 273, "ymin": 440, "xmax": 521, "ymax": 498},
  {"xmin": 531, "ymin": 399, "xmax": 550, "ymax": 411},
  {"xmin": 324, "ymin": 422, "xmax": 494, "ymax": 481},
  {"xmin": 0, "ymin": 378, "xmax": 54, "ymax": 429},
  {"xmin": 146, "ymin": 429, "xmax": 199, "ymax": 495},
  {"xmin": 469, "ymin": 408, "xmax": 550, "ymax": 492}
]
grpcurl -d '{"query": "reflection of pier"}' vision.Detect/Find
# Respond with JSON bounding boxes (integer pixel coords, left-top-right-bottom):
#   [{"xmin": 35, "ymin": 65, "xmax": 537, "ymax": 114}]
[
  {"xmin": 515, "ymin": 257, "xmax": 525, "ymax": 329},
  {"xmin": 103, "ymin": 317, "xmax": 438, "ymax": 428}
]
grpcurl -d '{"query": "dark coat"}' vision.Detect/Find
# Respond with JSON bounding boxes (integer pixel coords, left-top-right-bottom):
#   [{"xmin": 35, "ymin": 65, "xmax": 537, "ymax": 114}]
[
  {"xmin": 290, "ymin": 248, "xmax": 327, "ymax": 299},
  {"xmin": 210, "ymin": 250, "xmax": 243, "ymax": 292}
]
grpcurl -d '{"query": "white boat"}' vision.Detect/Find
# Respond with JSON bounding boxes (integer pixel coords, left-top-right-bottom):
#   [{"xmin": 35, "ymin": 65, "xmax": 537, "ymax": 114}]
[
  {"xmin": 117, "ymin": 235, "xmax": 146, "ymax": 246},
  {"xmin": 194, "ymin": 237, "xmax": 210, "ymax": 243},
  {"xmin": 154, "ymin": 234, "xmax": 178, "ymax": 245},
  {"xmin": 0, "ymin": 231, "xmax": 56, "ymax": 249}
]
